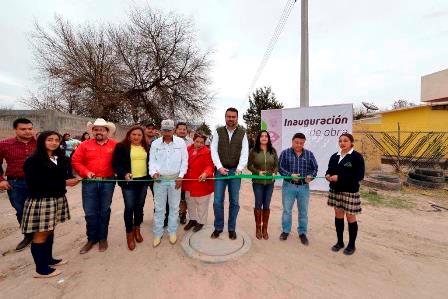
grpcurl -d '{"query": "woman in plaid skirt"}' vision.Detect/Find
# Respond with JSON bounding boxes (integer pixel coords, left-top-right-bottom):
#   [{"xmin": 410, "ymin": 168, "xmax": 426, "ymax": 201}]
[
  {"xmin": 325, "ymin": 133, "xmax": 365, "ymax": 255},
  {"xmin": 22, "ymin": 131, "xmax": 80, "ymax": 278}
]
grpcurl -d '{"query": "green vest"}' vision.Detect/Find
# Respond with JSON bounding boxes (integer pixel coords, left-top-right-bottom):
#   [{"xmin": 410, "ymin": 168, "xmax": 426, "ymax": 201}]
[{"xmin": 217, "ymin": 126, "xmax": 246, "ymax": 168}]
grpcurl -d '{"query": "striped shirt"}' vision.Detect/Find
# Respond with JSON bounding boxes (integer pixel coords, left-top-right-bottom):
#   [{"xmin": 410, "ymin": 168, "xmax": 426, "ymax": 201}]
[
  {"xmin": 278, "ymin": 148, "xmax": 318, "ymax": 178},
  {"xmin": 0, "ymin": 137, "xmax": 37, "ymax": 181}
]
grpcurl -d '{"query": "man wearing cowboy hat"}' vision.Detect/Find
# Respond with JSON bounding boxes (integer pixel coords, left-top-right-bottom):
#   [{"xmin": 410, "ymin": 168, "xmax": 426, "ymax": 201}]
[{"xmin": 72, "ymin": 118, "xmax": 118, "ymax": 254}]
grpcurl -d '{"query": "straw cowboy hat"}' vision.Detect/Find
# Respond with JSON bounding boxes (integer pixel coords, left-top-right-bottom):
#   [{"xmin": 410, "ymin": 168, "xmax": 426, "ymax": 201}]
[{"xmin": 87, "ymin": 118, "xmax": 116, "ymax": 136}]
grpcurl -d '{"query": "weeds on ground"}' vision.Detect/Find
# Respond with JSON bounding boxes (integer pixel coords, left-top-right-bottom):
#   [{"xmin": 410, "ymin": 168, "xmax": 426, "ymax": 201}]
[{"xmin": 361, "ymin": 190, "xmax": 415, "ymax": 209}]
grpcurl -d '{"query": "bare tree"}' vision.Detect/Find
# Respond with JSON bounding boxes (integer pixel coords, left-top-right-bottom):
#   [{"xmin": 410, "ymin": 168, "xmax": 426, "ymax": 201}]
[
  {"xmin": 110, "ymin": 8, "xmax": 213, "ymax": 123},
  {"xmin": 26, "ymin": 7, "xmax": 213, "ymax": 124},
  {"xmin": 392, "ymin": 99, "xmax": 416, "ymax": 109}
]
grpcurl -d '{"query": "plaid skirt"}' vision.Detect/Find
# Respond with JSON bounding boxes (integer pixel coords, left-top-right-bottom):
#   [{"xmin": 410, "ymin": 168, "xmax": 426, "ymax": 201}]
[
  {"xmin": 327, "ymin": 189, "xmax": 362, "ymax": 215},
  {"xmin": 21, "ymin": 196, "xmax": 70, "ymax": 233}
]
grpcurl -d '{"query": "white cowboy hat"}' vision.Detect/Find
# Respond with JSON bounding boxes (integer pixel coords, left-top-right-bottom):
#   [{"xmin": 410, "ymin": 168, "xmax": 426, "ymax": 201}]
[{"xmin": 87, "ymin": 118, "xmax": 116, "ymax": 136}]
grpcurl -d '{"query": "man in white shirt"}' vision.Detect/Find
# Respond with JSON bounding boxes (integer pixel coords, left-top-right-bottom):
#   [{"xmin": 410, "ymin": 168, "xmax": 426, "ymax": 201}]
[
  {"xmin": 210, "ymin": 107, "xmax": 249, "ymax": 240},
  {"xmin": 174, "ymin": 122, "xmax": 193, "ymax": 225},
  {"xmin": 149, "ymin": 119, "xmax": 188, "ymax": 247}
]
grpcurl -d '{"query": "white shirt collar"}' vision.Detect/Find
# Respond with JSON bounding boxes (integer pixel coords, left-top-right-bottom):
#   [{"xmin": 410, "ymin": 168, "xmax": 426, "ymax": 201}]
[{"xmin": 337, "ymin": 148, "xmax": 354, "ymax": 156}]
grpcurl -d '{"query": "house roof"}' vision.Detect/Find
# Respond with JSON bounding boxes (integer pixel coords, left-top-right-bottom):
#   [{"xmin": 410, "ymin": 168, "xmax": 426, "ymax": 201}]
[{"xmin": 371, "ymin": 102, "xmax": 448, "ymax": 115}]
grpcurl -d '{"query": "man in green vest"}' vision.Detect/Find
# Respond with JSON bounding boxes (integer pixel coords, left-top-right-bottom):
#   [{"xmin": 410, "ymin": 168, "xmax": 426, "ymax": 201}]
[{"xmin": 210, "ymin": 107, "xmax": 249, "ymax": 240}]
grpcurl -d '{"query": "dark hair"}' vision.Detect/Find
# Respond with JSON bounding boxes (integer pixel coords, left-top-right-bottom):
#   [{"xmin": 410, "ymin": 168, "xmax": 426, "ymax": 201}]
[
  {"xmin": 176, "ymin": 122, "xmax": 188, "ymax": 130},
  {"xmin": 225, "ymin": 107, "xmax": 238, "ymax": 116},
  {"xmin": 34, "ymin": 131, "xmax": 64, "ymax": 160},
  {"xmin": 254, "ymin": 130, "xmax": 275, "ymax": 154},
  {"xmin": 145, "ymin": 122, "xmax": 156, "ymax": 129},
  {"xmin": 81, "ymin": 132, "xmax": 90, "ymax": 141},
  {"xmin": 120, "ymin": 126, "xmax": 149, "ymax": 152},
  {"xmin": 193, "ymin": 132, "xmax": 207, "ymax": 142},
  {"xmin": 339, "ymin": 133, "xmax": 354, "ymax": 145},
  {"xmin": 292, "ymin": 132, "xmax": 306, "ymax": 140},
  {"xmin": 13, "ymin": 118, "xmax": 33, "ymax": 129}
]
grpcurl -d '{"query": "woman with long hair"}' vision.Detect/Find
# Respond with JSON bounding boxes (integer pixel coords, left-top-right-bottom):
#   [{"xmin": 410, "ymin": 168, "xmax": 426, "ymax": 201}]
[
  {"xmin": 80, "ymin": 132, "xmax": 90, "ymax": 142},
  {"xmin": 22, "ymin": 131, "xmax": 79, "ymax": 278},
  {"xmin": 112, "ymin": 126, "xmax": 150, "ymax": 250},
  {"xmin": 182, "ymin": 132, "xmax": 214, "ymax": 232},
  {"xmin": 326, "ymin": 133, "xmax": 365, "ymax": 255},
  {"xmin": 247, "ymin": 130, "xmax": 278, "ymax": 240}
]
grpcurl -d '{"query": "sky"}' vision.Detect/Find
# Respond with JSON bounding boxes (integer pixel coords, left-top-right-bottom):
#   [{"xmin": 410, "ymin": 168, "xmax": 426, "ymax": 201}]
[{"xmin": 1, "ymin": 0, "xmax": 448, "ymax": 128}]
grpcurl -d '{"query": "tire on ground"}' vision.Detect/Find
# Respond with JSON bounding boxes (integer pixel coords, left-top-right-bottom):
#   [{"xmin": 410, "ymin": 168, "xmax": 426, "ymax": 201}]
[
  {"xmin": 408, "ymin": 172, "xmax": 446, "ymax": 183},
  {"xmin": 369, "ymin": 174, "xmax": 401, "ymax": 184},
  {"xmin": 406, "ymin": 177, "xmax": 445, "ymax": 189},
  {"xmin": 414, "ymin": 168, "xmax": 444, "ymax": 177},
  {"xmin": 362, "ymin": 177, "xmax": 401, "ymax": 191}
]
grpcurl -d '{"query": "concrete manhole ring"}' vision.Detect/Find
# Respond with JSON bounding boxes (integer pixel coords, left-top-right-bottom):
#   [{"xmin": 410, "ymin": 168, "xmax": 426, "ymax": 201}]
[{"xmin": 181, "ymin": 225, "xmax": 252, "ymax": 263}]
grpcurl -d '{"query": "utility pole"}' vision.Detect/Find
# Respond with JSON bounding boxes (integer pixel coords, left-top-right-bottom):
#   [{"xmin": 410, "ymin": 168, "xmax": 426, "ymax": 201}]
[{"xmin": 300, "ymin": 0, "xmax": 309, "ymax": 107}]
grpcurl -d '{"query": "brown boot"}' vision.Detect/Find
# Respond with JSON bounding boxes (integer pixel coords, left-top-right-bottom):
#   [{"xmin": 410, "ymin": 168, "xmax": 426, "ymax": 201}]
[
  {"xmin": 79, "ymin": 241, "xmax": 95, "ymax": 254},
  {"xmin": 134, "ymin": 226, "xmax": 143, "ymax": 243},
  {"xmin": 254, "ymin": 209, "xmax": 263, "ymax": 240},
  {"xmin": 127, "ymin": 232, "xmax": 136, "ymax": 251},
  {"xmin": 262, "ymin": 209, "xmax": 270, "ymax": 240}
]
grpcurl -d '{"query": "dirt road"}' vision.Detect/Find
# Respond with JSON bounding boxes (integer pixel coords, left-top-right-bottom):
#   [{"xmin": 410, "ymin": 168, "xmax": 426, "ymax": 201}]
[{"xmin": 1, "ymin": 181, "xmax": 448, "ymax": 299}]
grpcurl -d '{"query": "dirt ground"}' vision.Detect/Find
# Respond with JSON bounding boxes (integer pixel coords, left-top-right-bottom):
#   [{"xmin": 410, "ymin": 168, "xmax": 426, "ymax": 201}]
[{"xmin": 1, "ymin": 180, "xmax": 448, "ymax": 299}]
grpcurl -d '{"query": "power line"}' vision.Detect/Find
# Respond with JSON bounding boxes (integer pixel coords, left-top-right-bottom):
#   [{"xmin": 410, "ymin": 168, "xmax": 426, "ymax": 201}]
[{"xmin": 241, "ymin": 0, "xmax": 297, "ymax": 110}]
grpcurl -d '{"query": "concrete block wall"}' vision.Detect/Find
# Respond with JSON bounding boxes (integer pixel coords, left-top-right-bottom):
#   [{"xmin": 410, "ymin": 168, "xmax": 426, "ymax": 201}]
[{"xmin": 0, "ymin": 110, "xmax": 129, "ymax": 140}]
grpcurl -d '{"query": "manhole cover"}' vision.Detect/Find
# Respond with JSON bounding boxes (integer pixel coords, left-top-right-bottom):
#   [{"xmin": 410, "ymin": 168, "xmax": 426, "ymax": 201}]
[{"xmin": 181, "ymin": 225, "xmax": 251, "ymax": 263}]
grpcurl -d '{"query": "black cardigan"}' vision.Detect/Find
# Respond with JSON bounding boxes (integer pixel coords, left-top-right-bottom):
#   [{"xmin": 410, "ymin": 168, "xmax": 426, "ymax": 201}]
[
  {"xmin": 325, "ymin": 150, "xmax": 365, "ymax": 193},
  {"xmin": 24, "ymin": 154, "xmax": 74, "ymax": 198},
  {"xmin": 112, "ymin": 143, "xmax": 149, "ymax": 187}
]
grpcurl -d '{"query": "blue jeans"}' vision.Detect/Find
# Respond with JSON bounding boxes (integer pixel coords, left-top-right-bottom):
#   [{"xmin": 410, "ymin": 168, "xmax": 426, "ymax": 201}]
[
  {"xmin": 153, "ymin": 180, "xmax": 181, "ymax": 237},
  {"xmin": 252, "ymin": 183, "xmax": 274, "ymax": 210},
  {"xmin": 7, "ymin": 179, "xmax": 29, "ymax": 227},
  {"xmin": 121, "ymin": 181, "xmax": 148, "ymax": 233},
  {"xmin": 281, "ymin": 181, "xmax": 310, "ymax": 235},
  {"xmin": 213, "ymin": 168, "xmax": 241, "ymax": 232},
  {"xmin": 82, "ymin": 181, "xmax": 116, "ymax": 241}
]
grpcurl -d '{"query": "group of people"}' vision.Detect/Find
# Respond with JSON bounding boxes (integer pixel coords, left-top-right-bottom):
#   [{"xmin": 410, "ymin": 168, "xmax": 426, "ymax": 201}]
[{"xmin": 0, "ymin": 107, "xmax": 365, "ymax": 278}]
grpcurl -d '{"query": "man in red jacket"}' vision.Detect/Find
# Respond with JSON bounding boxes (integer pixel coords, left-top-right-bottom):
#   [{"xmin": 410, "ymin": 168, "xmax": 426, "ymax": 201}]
[
  {"xmin": 182, "ymin": 132, "xmax": 214, "ymax": 232},
  {"xmin": 72, "ymin": 118, "xmax": 117, "ymax": 254},
  {"xmin": 0, "ymin": 118, "xmax": 36, "ymax": 251}
]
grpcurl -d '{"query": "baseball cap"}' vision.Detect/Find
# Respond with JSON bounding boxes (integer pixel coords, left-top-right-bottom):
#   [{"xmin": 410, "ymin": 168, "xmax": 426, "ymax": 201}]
[{"xmin": 161, "ymin": 119, "xmax": 175, "ymax": 131}]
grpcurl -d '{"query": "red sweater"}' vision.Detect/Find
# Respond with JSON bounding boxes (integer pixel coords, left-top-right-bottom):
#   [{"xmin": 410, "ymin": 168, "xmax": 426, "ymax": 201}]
[
  {"xmin": 72, "ymin": 139, "xmax": 117, "ymax": 178},
  {"xmin": 182, "ymin": 144, "xmax": 214, "ymax": 197},
  {"xmin": 0, "ymin": 137, "xmax": 37, "ymax": 181}
]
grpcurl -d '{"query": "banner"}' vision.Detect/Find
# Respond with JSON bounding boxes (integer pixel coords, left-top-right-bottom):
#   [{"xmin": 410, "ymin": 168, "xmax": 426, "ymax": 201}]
[{"xmin": 261, "ymin": 104, "xmax": 353, "ymax": 191}]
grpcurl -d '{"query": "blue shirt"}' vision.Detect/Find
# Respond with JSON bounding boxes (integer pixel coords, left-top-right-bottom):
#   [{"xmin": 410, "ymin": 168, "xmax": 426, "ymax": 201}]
[{"xmin": 279, "ymin": 148, "xmax": 318, "ymax": 177}]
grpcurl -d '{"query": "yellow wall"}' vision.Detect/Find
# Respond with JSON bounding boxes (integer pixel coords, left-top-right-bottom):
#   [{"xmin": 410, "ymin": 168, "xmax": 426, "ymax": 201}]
[
  {"xmin": 354, "ymin": 106, "xmax": 448, "ymax": 132},
  {"xmin": 380, "ymin": 106, "xmax": 448, "ymax": 131},
  {"xmin": 353, "ymin": 106, "xmax": 448, "ymax": 167}
]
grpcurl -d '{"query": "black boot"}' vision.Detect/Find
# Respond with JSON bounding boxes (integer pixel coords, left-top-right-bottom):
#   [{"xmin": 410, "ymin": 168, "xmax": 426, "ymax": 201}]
[
  {"xmin": 344, "ymin": 221, "xmax": 358, "ymax": 255},
  {"xmin": 31, "ymin": 243, "xmax": 59, "ymax": 277},
  {"xmin": 331, "ymin": 218, "xmax": 345, "ymax": 252},
  {"xmin": 15, "ymin": 234, "xmax": 32, "ymax": 251}
]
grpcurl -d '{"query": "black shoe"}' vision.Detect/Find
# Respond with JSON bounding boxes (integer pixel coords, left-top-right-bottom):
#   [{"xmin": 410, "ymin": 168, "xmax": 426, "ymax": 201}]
[
  {"xmin": 179, "ymin": 213, "xmax": 187, "ymax": 225},
  {"xmin": 331, "ymin": 242, "xmax": 345, "ymax": 252},
  {"xmin": 210, "ymin": 230, "xmax": 222, "ymax": 239},
  {"xmin": 279, "ymin": 232, "xmax": 289, "ymax": 241},
  {"xmin": 193, "ymin": 223, "xmax": 204, "ymax": 232},
  {"xmin": 163, "ymin": 217, "xmax": 168, "ymax": 228},
  {"xmin": 343, "ymin": 245, "xmax": 356, "ymax": 255},
  {"xmin": 184, "ymin": 220, "xmax": 197, "ymax": 231},
  {"xmin": 299, "ymin": 234, "xmax": 309, "ymax": 246},
  {"xmin": 16, "ymin": 236, "xmax": 32, "ymax": 252},
  {"xmin": 229, "ymin": 231, "xmax": 237, "ymax": 240}
]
